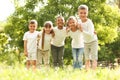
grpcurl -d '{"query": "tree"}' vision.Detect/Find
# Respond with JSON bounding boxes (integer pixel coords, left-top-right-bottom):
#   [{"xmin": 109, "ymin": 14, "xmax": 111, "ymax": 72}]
[{"xmin": 4, "ymin": 0, "xmax": 120, "ymax": 64}]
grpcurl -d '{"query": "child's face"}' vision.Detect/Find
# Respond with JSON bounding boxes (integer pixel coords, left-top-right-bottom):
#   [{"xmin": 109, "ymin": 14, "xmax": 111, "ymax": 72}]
[
  {"xmin": 28, "ymin": 23, "xmax": 37, "ymax": 33},
  {"xmin": 56, "ymin": 17, "xmax": 64, "ymax": 28},
  {"xmin": 44, "ymin": 26, "xmax": 52, "ymax": 34},
  {"xmin": 78, "ymin": 9, "xmax": 88, "ymax": 20},
  {"xmin": 68, "ymin": 19, "xmax": 77, "ymax": 29}
]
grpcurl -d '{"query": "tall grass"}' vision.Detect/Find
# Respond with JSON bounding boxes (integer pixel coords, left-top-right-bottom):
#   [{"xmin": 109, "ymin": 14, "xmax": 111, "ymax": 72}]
[{"xmin": 0, "ymin": 63, "xmax": 120, "ymax": 80}]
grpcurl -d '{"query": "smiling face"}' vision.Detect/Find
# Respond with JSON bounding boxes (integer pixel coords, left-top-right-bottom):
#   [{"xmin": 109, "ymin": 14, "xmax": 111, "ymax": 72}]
[
  {"xmin": 44, "ymin": 23, "xmax": 52, "ymax": 34},
  {"xmin": 78, "ymin": 9, "xmax": 88, "ymax": 22},
  {"xmin": 28, "ymin": 23, "xmax": 37, "ymax": 33},
  {"xmin": 28, "ymin": 20, "xmax": 37, "ymax": 33},
  {"xmin": 68, "ymin": 18, "xmax": 77, "ymax": 29},
  {"xmin": 56, "ymin": 16, "xmax": 65, "ymax": 29}
]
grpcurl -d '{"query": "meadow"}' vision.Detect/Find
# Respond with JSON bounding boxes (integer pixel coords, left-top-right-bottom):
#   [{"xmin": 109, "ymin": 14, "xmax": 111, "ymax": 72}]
[{"xmin": 0, "ymin": 63, "xmax": 120, "ymax": 80}]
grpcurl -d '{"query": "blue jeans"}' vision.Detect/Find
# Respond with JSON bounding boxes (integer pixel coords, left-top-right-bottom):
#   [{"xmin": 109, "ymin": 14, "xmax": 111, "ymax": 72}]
[{"xmin": 72, "ymin": 48, "xmax": 84, "ymax": 69}]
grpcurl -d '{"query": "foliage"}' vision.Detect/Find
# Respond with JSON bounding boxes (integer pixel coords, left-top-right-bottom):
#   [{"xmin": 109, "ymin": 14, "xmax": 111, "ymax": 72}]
[
  {"xmin": 2, "ymin": 0, "xmax": 120, "ymax": 64},
  {"xmin": 0, "ymin": 33, "xmax": 8, "ymax": 53},
  {"xmin": 98, "ymin": 45, "xmax": 116, "ymax": 62},
  {"xmin": 0, "ymin": 32, "xmax": 24, "ymax": 65},
  {"xmin": 107, "ymin": 32, "xmax": 120, "ymax": 58}
]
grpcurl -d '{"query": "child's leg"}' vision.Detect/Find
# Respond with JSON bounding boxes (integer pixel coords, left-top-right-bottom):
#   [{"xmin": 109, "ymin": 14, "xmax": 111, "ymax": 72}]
[
  {"xmin": 51, "ymin": 45, "xmax": 58, "ymax": 67},
  {"xmin": 84, "ymin": 43, "xmax": 91, "ymax": 70},
  {"xmin": 90, "ymin": 41, "xmax": 98, "ymax": 70},
  {"xmin": 32, "ymin": 60, "xmax": 36, "ymax": 70},
  {"xmin": 37, "ymin": 49, "xmax": 43, "ymax": 68},
  {"xmin": 43, "ymin": 50, "xmax": 50, "ymax": 67},
  {"xmin": 26, "ymin": 60, "xmax": 30, "ymax": 69},
  {"xmin": 58, "ymin": 46, "xmax": 64, "ymax": 68},
  {"xmin": 77, "ymin": 48, "xmax": 84, "ymax": 69},
  {"xmin": 85, "ymin": 60, "xmax": 91, "ymax": 70},
  {"xmin": 92, "ymin": 60, "xmax": 97, "ymax": 70},
  {"xmin": 72, "ymin": 48, "xmax": 77, "ymax": 69}
]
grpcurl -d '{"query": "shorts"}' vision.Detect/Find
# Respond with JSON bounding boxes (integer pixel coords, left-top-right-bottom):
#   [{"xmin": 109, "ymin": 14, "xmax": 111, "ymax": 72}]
[
  {"xmin": 26, "ymin": 52, "xmax": 37, "ymax": 60},
  {"xmin": 84, "ymin": 40, "xmax": 98, "ymax": 60}
]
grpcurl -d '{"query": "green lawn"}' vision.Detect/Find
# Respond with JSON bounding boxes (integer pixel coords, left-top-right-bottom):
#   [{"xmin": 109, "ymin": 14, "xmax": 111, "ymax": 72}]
[{"xmin": 0, "ymin": 63, "xmax": 120, "ymax": 80}]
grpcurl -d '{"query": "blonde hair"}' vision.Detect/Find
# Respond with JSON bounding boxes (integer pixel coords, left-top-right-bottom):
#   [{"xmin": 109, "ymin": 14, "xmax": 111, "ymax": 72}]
[
  {"xmin": 67, "ymin": 16, "xmax": 78, "ymax": 27},
  {"xmin": 78, "ymin": 4, "xmax": 88, "ymax": 11}
]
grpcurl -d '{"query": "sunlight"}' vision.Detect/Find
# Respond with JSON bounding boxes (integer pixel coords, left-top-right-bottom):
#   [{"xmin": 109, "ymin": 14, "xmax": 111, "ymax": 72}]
[{"xmin": 0, "ymin": 0, "xmax": 15, "ymax": 21}]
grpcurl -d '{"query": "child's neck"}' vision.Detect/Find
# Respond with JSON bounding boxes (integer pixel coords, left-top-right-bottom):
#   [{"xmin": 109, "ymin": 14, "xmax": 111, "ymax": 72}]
[
  {"xmin": 71, "ymin": 27, "xmax": 77, "ymax": 32},
  {"xmin": 45, "ymin": 32, "xmax": 50, "ymax": 35},
  {"xmin": 45, "ymin": 31, "xmax": 51, "ymax": 34},
  {"xmin": 29, "ymin": 30, "xmax": 35, "ymax": 33},
  {"xmin": 58, "ymin": 26, "xmax": 63, "ymax": 29},
  {"xmin": 81, "ymin": 18, "xmax": 88, "ymax": 23}
]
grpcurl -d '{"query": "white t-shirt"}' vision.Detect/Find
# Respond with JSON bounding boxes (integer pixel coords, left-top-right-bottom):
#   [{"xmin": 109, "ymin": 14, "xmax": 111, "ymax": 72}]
[
  {"xmin": 51, "ymin": 27, "xmax": 67, "ymax": 47},
  {"xmin": 23, "ymin": 31, "xmax": 39, "ymax": 53},
  {"xmin": 78, "ymin": 19, "xmax": 98, "ymax": 43},
  {"xmin": 68, "ymin": 30, "xmax": 84, "ymax": 48},
  {"xmin": 38, "ymin": 31, "xmax": 52, "ymax": 50}
]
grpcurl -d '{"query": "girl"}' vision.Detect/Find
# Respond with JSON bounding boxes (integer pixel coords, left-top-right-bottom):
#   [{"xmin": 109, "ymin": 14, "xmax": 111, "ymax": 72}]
[
  {"xmin": 37, "ymin": 21, "xmax": 54, "ymax": 68},
  {"xmin": 67, "ymin": 16, "xmax": 84, "ymax": 69}
]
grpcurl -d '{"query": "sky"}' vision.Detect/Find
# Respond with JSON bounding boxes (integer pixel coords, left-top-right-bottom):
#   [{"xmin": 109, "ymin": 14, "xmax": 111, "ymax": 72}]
[{"xmin": 0, "ymin": 0, "xmax": 15, "ymax": 21}]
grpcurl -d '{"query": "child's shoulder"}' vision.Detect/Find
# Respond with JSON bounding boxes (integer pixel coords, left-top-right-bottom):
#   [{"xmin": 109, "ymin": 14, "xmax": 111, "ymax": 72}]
[
  {"xmin": 24, "ymin": 31, "xmax": 30, "ymax": 34},
  {"xmin": 87, "ymin": 18, "xmax": 92, "ymax": 22}
]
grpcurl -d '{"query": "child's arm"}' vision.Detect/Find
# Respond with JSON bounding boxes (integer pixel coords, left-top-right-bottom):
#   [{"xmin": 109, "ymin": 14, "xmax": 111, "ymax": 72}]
[
  {"xmin": 79, "ymin": 20, "xmax": 95, "ymax": 37},
  {"xmin": 37, "ymin": 34, "xmax": 41, "ymax": 46},
  {"xmin": 78, "ymin": 24, "xmax": 83, "ymax": 32},
  {"xmin": 24, "ymin": 40, "xmax": 28, "ymax": 57},
  {"xmin": 66, "ymin": 26, "xmax": 71, "ymax": 33},
  {"xmin": 50, "ymin": 29, "xmax": 55, "ymax": 37}
]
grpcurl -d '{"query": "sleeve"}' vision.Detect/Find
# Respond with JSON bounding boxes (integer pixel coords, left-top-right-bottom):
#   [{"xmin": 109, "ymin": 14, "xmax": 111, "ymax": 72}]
[
  {"xmin": 23, "ymin": 32, "xmax": 27, "ymax": 40},
  {"xmin": 82, "ymin": 19, "xmax": 95, "ymax": 37}
]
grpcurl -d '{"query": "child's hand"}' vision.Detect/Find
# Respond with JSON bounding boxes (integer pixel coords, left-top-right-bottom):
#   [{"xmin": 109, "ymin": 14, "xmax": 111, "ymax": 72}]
[
  {"xmin": 94, "ymin": 31, "xmax": 97, "ymax": 35},
  {"xmin": 50, "ymin": 29, "xmax": 55, "ymax": 37},
  {"xmin": 78, "ymin": 24, "xmax": 83, "ymax": 32},
  {"xmin": 66, "ymin": 26, "xmax": 71, "ymax": 32},
  {"xmin": 24, "ymin": 51, "xmax": 28, "ymax": 57}
]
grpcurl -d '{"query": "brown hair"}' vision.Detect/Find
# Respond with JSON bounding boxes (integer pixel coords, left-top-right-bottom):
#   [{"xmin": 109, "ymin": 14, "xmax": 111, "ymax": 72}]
[
  {"xmin": 29, "ymin": 20, "xmax": 38, "ymax": 25},
  {"xmin": 41, "ymin": 21, "xmax": 54, "ymax": 49}
]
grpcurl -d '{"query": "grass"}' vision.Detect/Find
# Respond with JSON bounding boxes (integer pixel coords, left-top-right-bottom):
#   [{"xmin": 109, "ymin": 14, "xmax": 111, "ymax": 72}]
[{"xmin": 0, "ymin": 63, "xmax": 120, "ymax": 80}]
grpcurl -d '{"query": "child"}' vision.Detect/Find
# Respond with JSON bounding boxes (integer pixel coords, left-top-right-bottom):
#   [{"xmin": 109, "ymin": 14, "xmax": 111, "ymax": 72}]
[
  {"xmin": 67, "ymin": 16, "xmax": 84, "ymax": 69},
  {"xmin": 78, "ymin": 4, "xmax": 98, "ymax": 70},
  {"xmin": 51, "ymin": 15, "xmax": 67, "ymax": 68},
  {"xmin": 37, "ymin": 21, "xmax": 54, "ymax": 68},
  {"xmin": 23, "ymin": 20, "xmax": 39, "ymax": 70}
]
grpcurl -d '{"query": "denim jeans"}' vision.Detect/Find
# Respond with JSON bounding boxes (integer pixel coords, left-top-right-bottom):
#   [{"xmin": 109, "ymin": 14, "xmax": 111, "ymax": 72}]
[
  {"xmin": 72, "ymin": 48, "xmax": 84, "ymax": 69},
  {"xmin": 51, "ymin": 45, "xmax": 64, "ymax": 68}
]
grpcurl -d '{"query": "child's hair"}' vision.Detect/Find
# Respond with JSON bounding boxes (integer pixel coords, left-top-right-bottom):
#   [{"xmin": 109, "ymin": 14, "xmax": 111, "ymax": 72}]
[
  {"xmin": 41, "ymin": 21, "xmax": 54, "ymax": 49},
  {"xmin": 56, "ymin": 15, "xmax": 65, "ymax": 23},
  {"xmin": 67, "ymin": 16, "xmax": 78, "ymax": 27},
  {"xmin": 44, "ymin": 21, "xmax": 53, "ymax": 28},
  {"xmin": 29, "ymin": 20, "xmax": 38, "ymax": 25},
  {"xmin": 78, "ymin": 4, "xmax": 88, "ymax": 11}
]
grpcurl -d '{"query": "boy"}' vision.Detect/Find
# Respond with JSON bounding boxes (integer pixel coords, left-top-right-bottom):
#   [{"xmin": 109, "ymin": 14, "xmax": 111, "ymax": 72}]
[
  {"xmin": 78, "ymin": 5, "xmax": 98, "ymax": 70},
  {"xmin": 51, "ymin": 16, "xmax": 67, "ymax": 68},
  {"xmin": 23, "ymin": 20, "xmax": 39, "ymax": 70}
]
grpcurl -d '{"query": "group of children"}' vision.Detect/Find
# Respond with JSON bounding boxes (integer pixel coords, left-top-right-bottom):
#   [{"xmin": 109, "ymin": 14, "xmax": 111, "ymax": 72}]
[{"xmin": 23, "ymin": 4, "xmax": 98, "ymax": 71}]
